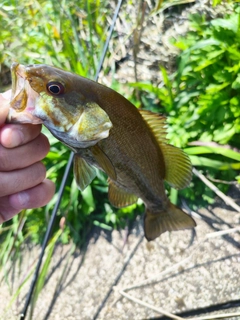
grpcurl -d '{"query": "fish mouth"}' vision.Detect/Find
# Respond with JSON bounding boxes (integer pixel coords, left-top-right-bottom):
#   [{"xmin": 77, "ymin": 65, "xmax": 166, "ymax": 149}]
[
  {"xmin": 7, "ymin": 63, "xmax": 43, "ymax": 124},
  {"xmin": 6, "ymin": 63, "xmax": 113, "ymax": 148}
]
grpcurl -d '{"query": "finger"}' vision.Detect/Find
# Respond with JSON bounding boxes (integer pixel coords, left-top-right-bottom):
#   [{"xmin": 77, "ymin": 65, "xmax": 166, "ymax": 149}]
[
  {"xmin": 0, "ymin": 133, "xmax": 50, "ymax": 171},
  {"xmin": 0, "ymin": 179, "xmax": 55, "ymax": 223},
  {"xmin": 0, "ymin": 90, "xmax": 11, "ymax": 126},
  {"xmin": 9, "ymin": 179, "xmax": 56, "ymax": 210},
  {"xmin": 0, "ymin": 162, "xmax": 46, "ymax": 196},
  {"xmin": 0, "ymin": 123, "xmax": 42, "ymax": 148}
]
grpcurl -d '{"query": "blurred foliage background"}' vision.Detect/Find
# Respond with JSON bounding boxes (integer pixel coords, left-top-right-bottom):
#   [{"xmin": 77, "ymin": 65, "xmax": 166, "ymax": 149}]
[{"xmin": 0, "ymin": 0, "xmax": 239, "ymax": 268}]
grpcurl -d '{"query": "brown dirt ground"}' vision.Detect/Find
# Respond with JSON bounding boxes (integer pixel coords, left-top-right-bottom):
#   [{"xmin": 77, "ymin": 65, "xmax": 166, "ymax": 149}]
[
  {"xmin": 1, "ymin": 1, "xmax": 239, "ymax": 319},
  {"xmin": 1, "ymin": 191, "xmax": 240, "ymax": 320}
]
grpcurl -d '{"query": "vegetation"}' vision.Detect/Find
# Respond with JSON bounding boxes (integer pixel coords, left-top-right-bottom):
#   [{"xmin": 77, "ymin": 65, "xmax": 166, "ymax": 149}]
[
  {"xmin": 131, "ymin": 2, "xmax": 240, "ymax": 205},
  {"xmin": 0, "ymin": 0, "xmax": 239, "ymax": 315},
  {"xmin": 0, "ymin": 0, "xmax": 141, "ymax": 249}
]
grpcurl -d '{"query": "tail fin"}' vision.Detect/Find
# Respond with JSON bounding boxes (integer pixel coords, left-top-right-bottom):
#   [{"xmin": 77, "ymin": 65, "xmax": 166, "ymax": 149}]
[{"xmin": 144, "ymin": 202, "xmax": 196, "ymax": 241}]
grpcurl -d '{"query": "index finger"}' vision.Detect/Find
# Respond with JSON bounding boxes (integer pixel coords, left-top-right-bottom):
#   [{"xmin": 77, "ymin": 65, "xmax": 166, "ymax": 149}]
[
  {"xmin": 0, "ymin": 90, "xmax": 42, "ymax": 148},
  {"xmin": 0, "ymin": 123, "xmax": 42, "ymax": 148}
]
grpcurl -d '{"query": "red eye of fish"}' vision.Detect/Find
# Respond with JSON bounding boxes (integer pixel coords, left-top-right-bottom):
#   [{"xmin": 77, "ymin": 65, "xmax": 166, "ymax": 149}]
[{"xmin": 47, "ymin": 82, "xmax": 65, "ymax": 95}]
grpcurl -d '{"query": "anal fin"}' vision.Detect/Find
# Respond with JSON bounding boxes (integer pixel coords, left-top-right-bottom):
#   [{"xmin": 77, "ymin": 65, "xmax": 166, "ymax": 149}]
[
  {"xmin": 108, "ymin": 179, "xmax": 138, "ymax": 208},
  {"xmin": 144, "ymin": 202, "xmax": 196, "ymax": 241},
  {"xmin": 74, "ymin": 154, "xmax": 96, "ymax": 191}
]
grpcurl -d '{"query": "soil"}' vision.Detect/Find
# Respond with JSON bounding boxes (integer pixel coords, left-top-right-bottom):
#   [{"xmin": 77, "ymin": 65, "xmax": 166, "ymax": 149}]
[
  {"xmin": 1, "ymin": 194, "xmax": 240, "ymax": 320},
  {"xmin": 0, "ymin": 1, "xmax": 239, "ymax": 320}
]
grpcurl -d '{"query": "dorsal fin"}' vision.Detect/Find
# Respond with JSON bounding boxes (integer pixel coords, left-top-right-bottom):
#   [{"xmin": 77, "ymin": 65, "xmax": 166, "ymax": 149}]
[
  {"xmin": 108, "ymin": 179, "xmax": 138, "ymax": 208},
  {"xmin": 139, "ymin": 109, "xmax": 192, "ymax": 189},
  {"xmin": 160, "ymin": 144, "xmax": 192, "ymax": 189},
  {"xmin": 139, "ymin": 109, "xmax": 167, "ymax": 144}
]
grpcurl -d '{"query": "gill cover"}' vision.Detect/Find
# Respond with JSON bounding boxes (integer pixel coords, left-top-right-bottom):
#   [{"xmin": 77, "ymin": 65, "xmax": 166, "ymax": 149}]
[{"xmin": 69, "ymin": 102, "xmax": 112, "ymax": 143}]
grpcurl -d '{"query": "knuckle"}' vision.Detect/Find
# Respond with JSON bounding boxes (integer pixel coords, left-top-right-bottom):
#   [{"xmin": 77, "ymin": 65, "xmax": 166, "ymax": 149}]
[
  {"xmin": 0, "ymin": 177, "xmax": 6, "ymax": 195},
  {"xmin": 33, "ymin": 162, "xmax": 47, "ymax": 182},
  {"xmin": 35, "ymin": 134, "xmax": 50, "ymax": 158},
  {"xmin": 19, "ymin": 124, "xmax": 42, "ymax": 144},
  {"xmin": 0, "ymin": 162, "xmax": 47, "ymax": 197}
]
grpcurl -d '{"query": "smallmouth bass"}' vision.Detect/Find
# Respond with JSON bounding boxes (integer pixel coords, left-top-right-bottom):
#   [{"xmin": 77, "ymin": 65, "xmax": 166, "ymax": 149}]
[{"xmin": 7, "ymin": 63, "xmax": 196, "ymax": 241}]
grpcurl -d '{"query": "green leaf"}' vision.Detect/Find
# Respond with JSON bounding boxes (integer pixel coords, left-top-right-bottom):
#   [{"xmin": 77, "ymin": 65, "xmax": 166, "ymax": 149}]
[
  {"xmin": 211, "ymin": 18, "xmax": 238, "ymax": 33},
  {"xmin": 205, "ymin": 82, "xmax": 230, "ymax": 94},
  {"xmin": 93, "ymin": 220, "xmax": 113, "ymax": 231},
  {"xmin": 186, "ymin": 39, "xmax": 222, "ymax": 52},
  {"xmin": 185, "ymin": 146, "xmax": 240, "ymax": 161},
  {"xmin": 190, "ymin": 156, "xmax": 240, "ymax": 170},
  {"xmin": 160, "ymin": 65, "xmax": 174, "ymax": 105},
  {"xmin": 232, "ymin": 73, "xmax": 240, "ymax": 89}
]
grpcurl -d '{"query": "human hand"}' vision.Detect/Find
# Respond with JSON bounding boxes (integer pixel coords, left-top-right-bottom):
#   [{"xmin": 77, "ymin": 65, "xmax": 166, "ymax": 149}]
[{"xmin": 0, "ymin": 91, "xmax": 55, "ymax": 223}]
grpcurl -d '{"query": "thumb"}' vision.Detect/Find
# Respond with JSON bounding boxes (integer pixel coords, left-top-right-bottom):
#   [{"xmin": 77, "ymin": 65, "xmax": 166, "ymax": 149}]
[{"xmin": 0, "ymin": 91, "xmax": 11, "ymax": 127}]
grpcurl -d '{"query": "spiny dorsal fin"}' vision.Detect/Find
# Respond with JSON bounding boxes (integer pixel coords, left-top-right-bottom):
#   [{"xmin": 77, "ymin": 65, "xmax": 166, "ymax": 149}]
[
  {"xmin": 74, "ymin": 154, "xmax": 96, "ymax": 191},
  {"xmin": 139, "ymin": 109, "xmax": 167, "ymax": 144},
  {"xmin": 91, "ymin": 144, "xmax": 117, "ymax": 181},
  {"xmin": 108, "ymin": 179, "xmax": 138, "ymax": 208},
  {"xmin": 139, "ymin": 109, "xmax": 192, "ymax": 189}
]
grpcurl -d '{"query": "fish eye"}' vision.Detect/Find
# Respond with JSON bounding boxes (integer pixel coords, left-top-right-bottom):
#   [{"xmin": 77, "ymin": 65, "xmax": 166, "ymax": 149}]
[{"xmin": 47, "ymin": 82, "xmax": 65, "ymax": 95}]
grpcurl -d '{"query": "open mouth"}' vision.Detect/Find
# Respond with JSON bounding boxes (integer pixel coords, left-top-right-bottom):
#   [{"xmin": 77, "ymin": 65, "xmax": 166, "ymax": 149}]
[{"xmin": 7, "ymin": 63, "xmax": 43, "ymax": 125}]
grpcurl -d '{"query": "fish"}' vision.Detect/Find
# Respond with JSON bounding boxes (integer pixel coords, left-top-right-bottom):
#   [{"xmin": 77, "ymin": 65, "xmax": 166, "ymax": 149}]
[{"xmin": 7, "ymin": 63, "xmax": 196, "ymax": 241}]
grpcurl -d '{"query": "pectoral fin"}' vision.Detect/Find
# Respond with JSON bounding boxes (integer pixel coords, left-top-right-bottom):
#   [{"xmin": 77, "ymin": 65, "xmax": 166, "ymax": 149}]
[
  {"xmin": 74, "ymin": 154, "xmax": 96, "ymax": 191},
  {"xmin": 144, "ymin": 202, "xmax": 196, "ymax": 241},
  {"xmin": 108, "ymin": 180, "xmax": 138, "ymax": 208},
  {"xmin": 91, "ymin": 145, "xmax": 117, "ymax": 180}
]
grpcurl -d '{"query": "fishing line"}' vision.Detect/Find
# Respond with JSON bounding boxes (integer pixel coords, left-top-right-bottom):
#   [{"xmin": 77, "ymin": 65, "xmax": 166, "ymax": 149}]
[{"xmin": 19, "ymin": 0, "xmax": 124, "ymax": 319}]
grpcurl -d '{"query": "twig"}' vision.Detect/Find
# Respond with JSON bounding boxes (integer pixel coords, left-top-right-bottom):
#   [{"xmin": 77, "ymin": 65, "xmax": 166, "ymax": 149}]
[
  {"xmin": 206, "ymin": 226, "xmax": 240, "ymax": 238},
  {"xmin": 206, "ymin": 176, "xmax": 238, "ymax": 185},
  {"xmin": 188, "ymin": 312, "xmax": 240, "ymax": 320},
  {"xmin": 193, "ymin": 167, "xmax": 240, "ymax": 213},
  {"xmin": 133, "ymin": 1, "xmax": 147, "ymax": 83},
  {"xmin": 120, "ymin": 292, "xmax": 240, "ymax": 320},
  {"xmin": 120, "ymin": 290, "xmax": 186, "ymax": 320}
]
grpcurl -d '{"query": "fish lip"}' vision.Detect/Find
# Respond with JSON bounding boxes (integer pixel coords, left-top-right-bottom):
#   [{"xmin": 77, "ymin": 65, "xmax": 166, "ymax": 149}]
[
  {"xmin": 16, "ymin": 64, "xmax": 27, "ymax": 79},
  {"xmin": 7, "ymin": 63, "xmax": 43, "ymax": 125},
  {"xmin": 10, "ymin": 63, "xmax": 27, "ymax": 100},
  {"xmin": 6, "ymin": 108, "xmax": 43, "ymax": 125}
]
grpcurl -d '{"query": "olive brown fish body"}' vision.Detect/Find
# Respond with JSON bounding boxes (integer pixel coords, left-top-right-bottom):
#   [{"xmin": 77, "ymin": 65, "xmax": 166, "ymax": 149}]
[{"xmin": 7, "ymin": 63, "xmax": 196, "ymax": 241}]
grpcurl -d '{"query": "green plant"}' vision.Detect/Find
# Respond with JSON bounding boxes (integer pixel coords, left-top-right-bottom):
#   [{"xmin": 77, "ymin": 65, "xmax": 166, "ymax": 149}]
[
  {"xmin": 0, "ymin": 1, "xmax": 142, "ymax": 316},
  {"xmin": 129, "ymin": 3, "xmax": 240, "ymax": 206},
  {"xmin": 0, "ymin": 0, "xmax": 110, "ymax": 77},
  {"xmin": 0, "ymin": 0, "xmax": 115, "ymax": 250}
]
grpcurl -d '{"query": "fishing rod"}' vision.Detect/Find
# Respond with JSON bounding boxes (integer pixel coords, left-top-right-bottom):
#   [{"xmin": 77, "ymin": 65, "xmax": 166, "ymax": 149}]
[{"xmin": 19, "ymin": 0, "xmax": 124, "ymax": 318}]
